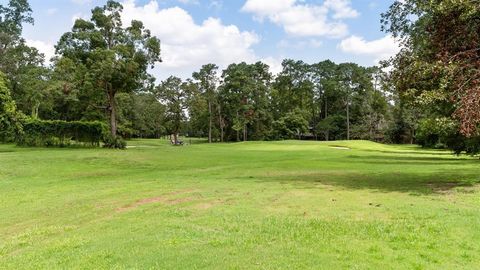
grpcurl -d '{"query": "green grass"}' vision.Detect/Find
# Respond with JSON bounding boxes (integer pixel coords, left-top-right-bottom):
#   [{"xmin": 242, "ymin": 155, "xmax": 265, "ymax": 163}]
[{"xmin": 1, "ymin": 140, "xmax": 480, "ymax": 269}]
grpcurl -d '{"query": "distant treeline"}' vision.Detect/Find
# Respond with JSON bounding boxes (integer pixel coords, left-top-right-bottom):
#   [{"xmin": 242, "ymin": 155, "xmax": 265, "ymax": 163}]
[{"xmin": 2, "ymin": 0, "xmax": 480, "ymax": 154}]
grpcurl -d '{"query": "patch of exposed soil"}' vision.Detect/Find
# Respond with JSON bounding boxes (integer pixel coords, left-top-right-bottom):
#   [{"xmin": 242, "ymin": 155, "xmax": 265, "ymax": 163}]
[{"xmin": 116, "ymin": 189, "xmax": 197, "ymax": 212}]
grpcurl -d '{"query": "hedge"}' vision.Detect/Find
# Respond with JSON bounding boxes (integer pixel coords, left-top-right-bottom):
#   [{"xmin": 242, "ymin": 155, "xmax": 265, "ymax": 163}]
[{"xmin": 17, "ymin": 119, "xmax": 107, "ymax": 147}]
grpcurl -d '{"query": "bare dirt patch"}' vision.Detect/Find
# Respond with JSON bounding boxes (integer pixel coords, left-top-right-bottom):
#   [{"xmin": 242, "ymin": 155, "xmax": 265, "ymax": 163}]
[
  {"xmin": 192, "ymin": 199, "xmax": 225, "ymax": 210},
  {"xmin": 426, "ymin": 182, "xmax": 475, "ymax": 194},
  {"xmin": 116, "ymin": 189, "xmax": 197, "ymax": 212}
]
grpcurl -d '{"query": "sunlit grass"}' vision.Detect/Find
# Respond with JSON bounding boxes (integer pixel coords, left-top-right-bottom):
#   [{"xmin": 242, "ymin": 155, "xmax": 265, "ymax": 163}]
[{"xmin": 1, "ymin": 140, "xmax": 480, "ymax": 269}]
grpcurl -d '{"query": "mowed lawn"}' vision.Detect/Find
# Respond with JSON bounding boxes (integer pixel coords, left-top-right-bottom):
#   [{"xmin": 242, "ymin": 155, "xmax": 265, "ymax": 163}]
[{"xmin": 1, "ymin": 140, "xmax": 480, "ymax": 269}]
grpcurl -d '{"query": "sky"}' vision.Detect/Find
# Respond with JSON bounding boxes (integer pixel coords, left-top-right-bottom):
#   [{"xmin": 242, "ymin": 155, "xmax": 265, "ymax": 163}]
[{"xmin": 15, "ymin": 0, "xmax": 400, "ymax": 80}]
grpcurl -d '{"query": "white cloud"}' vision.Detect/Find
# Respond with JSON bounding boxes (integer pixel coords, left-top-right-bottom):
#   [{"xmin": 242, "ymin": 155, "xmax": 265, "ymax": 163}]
[
  {"xmin": 121, "ymin": 0, "xmax": 260, "ymax": 79},
  {"xmin": 338, "ymin": 35, "xmax": 401, "ymax": 64},
  {"xmin": 26, "ymin": 39, "xmax": 55, "ymax": 64},
  {"xmin": 261, "ymin": 56, "xmax": 283, "ymax": 75},
  {"xmin": 323, "ymin": 0, "xmax": 359, "ymax": 19},
  {"xmin": 241, "ymin": 0, "xmax": 359, "ymax": 38}
]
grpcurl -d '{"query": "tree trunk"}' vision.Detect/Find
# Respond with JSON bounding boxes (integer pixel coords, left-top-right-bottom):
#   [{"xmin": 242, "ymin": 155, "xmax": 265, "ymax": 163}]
[
  {"xmin": 236, "ymin": 111, "xmax": 240, "ymax": 142},
  {"xmin": 218, "ymin": 104, "xmax": 224, "ymax": 142},
  {"xmin": 325, "ymin": 98, "xmax": 329, "ymax": 141},
  {"xmin": 243, "ymin": 124, "xmax": 247, "ymax": 142},
  {"xmin": 32, "ymin": 102, "xmax": 40, "ymax": 119},
  {"xmin": 208, "ymin": 100, "xmax": 212, "ymax": 143},
  {"xmin": 346, "ymin": 101, "xmax": 350, "ymax": 141},
  {"xmin": 108, "ymin": 91, "xmax": 117, "ymax": 137}
]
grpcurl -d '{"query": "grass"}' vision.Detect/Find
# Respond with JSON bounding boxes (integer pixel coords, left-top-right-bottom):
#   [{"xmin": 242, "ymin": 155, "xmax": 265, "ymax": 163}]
[{"xmin": 1, "ymin": 139, "xmax": 480, "ymax": 269}]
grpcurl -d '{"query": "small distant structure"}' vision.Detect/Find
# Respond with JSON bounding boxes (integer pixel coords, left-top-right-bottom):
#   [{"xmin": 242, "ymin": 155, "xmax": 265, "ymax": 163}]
[{"xmin": 170, "ymin": 134, "xmax": 184, "ymax": 146}]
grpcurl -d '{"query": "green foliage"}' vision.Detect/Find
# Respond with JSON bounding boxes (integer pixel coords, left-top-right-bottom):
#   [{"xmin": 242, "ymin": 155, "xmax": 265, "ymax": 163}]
[
  {"xmin": 156, "ymin": 76, "xmax": 189, "ymax": 144},
  {"xmin": 102, "ymin": 134, "xmax": 127, "ymax": 149},
  {"xmin": 382, "ymin": 0, "xmax": 480, "ymax": 153},
  {"xmin": 272, "ymin": 109, "xmax": 309, "ymax": 140},
  {"xmin": 0, "ymin": 72, "xmax": 23, "ymax": 142},
  {"xmin": 416, "ymin": 117, "xmax": 457, "ymax": 149},
  {"xmin": 55, "ymin": 0, "xmax": 161, "ymax": 137},
  {"xmin": 17, "ymin": 119, "xmax": 106, "ymax": 147}
]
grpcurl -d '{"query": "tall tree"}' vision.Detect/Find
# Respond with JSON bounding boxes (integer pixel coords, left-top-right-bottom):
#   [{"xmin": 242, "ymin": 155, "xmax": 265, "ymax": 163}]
[
  {"xmin": 55, "ymin": 1, "xmax": 161, "ymax": 137},
  {"xmin": 157, "ymin": 76, "xmax": 188, "ymax": 144},
  {"xmin": 0, "ymin": 0, "xmax": 34, "ymax": 71},
  {"xmin": 192, "ymin": 64, "xmax": 218, "ymax": 143},
  {"xmin": 0, "ymin": 72, "xmax": 22, "ymax": 141},
  {"xmin": 382, "ymin": 0, "xmax": 480, "ymax": 138}
]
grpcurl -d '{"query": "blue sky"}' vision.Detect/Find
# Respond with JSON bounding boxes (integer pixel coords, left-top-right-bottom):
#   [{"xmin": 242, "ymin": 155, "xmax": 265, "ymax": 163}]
[{"xmin": 16, "ymin": 0, "xmax": 399, "ymax": 80}]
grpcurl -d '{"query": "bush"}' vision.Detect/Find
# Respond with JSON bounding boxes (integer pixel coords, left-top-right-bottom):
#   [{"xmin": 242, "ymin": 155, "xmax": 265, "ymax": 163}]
[
  {"xmin": 102, "ymin": 134, "xmax": 127, "ymax": 149},
  {"xmin": 416, "ymin": 117, "xmax": 457, "ymax": 149},
  {"xmin": 18, "ymin": 119, "xmax": 106, "ymax": 147}
]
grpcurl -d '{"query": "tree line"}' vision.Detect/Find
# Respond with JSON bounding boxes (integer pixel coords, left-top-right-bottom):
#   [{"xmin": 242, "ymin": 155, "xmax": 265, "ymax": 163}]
[
  {"xmin": 0, "ymin": 0, "xmax": 394, "ymax": 145},
  {"xmin": 1, "ymin": 0, "xmax": 480, "ymax": 154}
]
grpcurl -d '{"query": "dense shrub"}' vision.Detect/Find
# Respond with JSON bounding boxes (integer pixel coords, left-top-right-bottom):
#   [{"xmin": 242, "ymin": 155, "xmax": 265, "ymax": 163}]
[
  {"xmin": 416, "ymin": 118, "xmax": 457, "ymax": 149},
  {"xmin": 102, "ymin": 134, "xmax": 127, "ymax": 149},
  {"xmin": 18, "ymin": 119, "xmax": 106, "ymax": 147},
  {"xmin": 414, "ymin": 117, "xmax": 480, "ymax": 155},
  {"xmin": 271, "ymin": 109, "xmax": 309, "ymax": 140}
]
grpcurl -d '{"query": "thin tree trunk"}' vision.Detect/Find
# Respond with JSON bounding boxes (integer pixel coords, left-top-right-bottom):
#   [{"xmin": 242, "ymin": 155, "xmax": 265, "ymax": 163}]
[
  {"xmin": 243, "ymin": 124, "xmax": 247, "ymax": 142},
  {"xmin": 325, "ymin": 98, "xmax": 329, "ymax": 141},
  {"xmin": 346, "ymin": 101, "xmax": 350, "ymax": 141},
  {"xmin": 108, "ymin": 91, "xmax": 117, "ymax": 137},
  {"xmin": 236, "ymin": 112, "xmax": 240, "ymax": 142},
  {"xmin": 32, "ymin": 102, "xmax": 40, "ymax": 119},
  {"xmin": 208, "ymin": 100, "xmax": 212, "ymax": 143},
  {"xmin": 218, "ymin": 104, "xmax": 224, "ymax": 142}
]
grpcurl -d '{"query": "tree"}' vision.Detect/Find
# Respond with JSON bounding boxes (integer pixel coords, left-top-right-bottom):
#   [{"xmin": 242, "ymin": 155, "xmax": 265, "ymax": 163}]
[
  {"xmin": 157, "ymin": 76, "xmax": 188, "ymax": 144},
  {"xmin": 218, "ymin": 62, "xmax": 272, "ymax": 142},
  {"xmin": 192, "ymin": 64, "xmax": 218, "ymax": 143},
  {"xmin": 16, "ymin": 66, "xmax": 51, "ymax": 118},
  {"xmin": 55, "ymin": 1, "xmax": 161, "ymax": 137},
  {"xmin": 0, "ymin": 0, "xmax": 47, "ymax": 113},
  {"xmin": 336, "ymin": 63, "xmax": 367, "ymax": 140},
  {"xmin": 382, "ymin": 0, "xmax": 480, "ymax": 152},
  {"xmin": 0, "ymin": 0, "xmax": 34, "ymax": 71},
  {"xmin": 0, "ymin": 72, "xmax": 22, "ymax": 141}
]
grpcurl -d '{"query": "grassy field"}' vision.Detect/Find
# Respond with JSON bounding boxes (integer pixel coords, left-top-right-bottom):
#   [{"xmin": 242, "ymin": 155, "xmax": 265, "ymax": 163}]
[{"xmin": 1, "ymin": 140, "xmax": 480, "ymax": 269}]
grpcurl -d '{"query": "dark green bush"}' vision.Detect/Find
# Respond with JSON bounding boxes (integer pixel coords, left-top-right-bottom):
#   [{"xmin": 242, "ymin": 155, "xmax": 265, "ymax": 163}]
[
  {"xmin": 18, "ymin": 119, "xmax": 106, "ymax": 147},
  {"xmin": 102, "ymin": 134, "xmax": 127, "ymax": 149},
  {"xmin": 416, "ymin": 117, "xmax": 457, "ymax": 149}
]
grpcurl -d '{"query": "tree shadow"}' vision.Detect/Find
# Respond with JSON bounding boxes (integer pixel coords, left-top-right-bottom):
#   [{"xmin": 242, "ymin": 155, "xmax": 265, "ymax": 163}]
[
  {"xmin": 255, "ymin": 170, "xmax": 480, "ymax": 195},
  {"xmin": 362, "ymin": 149, "xmax": 454, "ymax": 156},
  {"xmin": 345, "ymin": 155, "xmax": 478, "ymax": 165}
]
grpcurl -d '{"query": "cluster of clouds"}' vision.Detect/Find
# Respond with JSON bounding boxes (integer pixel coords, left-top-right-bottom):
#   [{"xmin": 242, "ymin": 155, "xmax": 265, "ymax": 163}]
[
  {"xmin": 32, "ymin": 0, "xmax": 400, "ymax": 79},
  {"xmin": 241, "ymin": 0, "xmax": 359, "ymax": 38},
  {"xmin": 121, "ymin": 0, "xmax": 259, "ymax": 77}
]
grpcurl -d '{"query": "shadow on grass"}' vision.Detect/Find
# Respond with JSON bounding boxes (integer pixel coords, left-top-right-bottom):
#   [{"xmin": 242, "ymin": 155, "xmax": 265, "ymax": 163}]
[
  {"xmin": 253, "ymin": 152, "xmax": 480, "ymax": 195},
  {"xmin": 362, "ymin": 149, "xmax": 454, "ymax": 156},
  {"xmin": 256, "ymin": 170, "xmax": 480, "ymax": 195},
  {"xmin": 346, "ymin": 155, "xmax": 477, "ymax": 165}
]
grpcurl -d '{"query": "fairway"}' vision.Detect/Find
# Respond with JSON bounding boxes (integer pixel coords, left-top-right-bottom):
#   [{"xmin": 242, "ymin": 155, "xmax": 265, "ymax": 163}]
[{"xmin": 1, "ymin": 140, "xmax": 480, "ymax": 269}]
